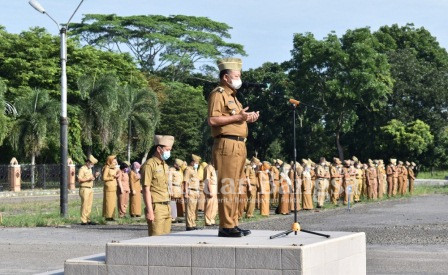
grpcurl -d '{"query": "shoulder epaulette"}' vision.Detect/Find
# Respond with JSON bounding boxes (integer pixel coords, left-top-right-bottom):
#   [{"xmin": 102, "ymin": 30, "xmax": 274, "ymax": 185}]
[{"xmin": 212, "ymin": 86, "xmax": 225, "ymax": 93}]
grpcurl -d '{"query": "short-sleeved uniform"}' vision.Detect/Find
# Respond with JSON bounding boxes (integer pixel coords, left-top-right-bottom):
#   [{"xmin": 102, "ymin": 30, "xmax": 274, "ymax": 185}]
[
  {"xmin": 141, "ymin": 156, "xmax": 171, "ymax": 236},
  {"xmin": 78, "ymin": 165, "xmax": 94, "ymax": 223},
  {"xmin": 208, "ymin": 84, "xmax": 247, "ymax": 229}
]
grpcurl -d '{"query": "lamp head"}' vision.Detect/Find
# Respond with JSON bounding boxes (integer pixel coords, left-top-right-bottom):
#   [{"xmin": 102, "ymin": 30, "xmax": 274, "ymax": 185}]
[{"xmin": 29, "ymin": 0, "xmax": 46, "ymax": 14}]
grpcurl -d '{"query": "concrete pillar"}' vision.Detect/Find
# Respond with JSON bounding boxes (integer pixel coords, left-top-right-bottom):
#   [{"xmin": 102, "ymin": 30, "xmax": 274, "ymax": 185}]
[
  {"xmin": 68, "ymin": 158, "xmax": 76, "ymax": 190},
  {"xmin": 8, "ymin": 157, "xmax": 21, "ymax": 192}
]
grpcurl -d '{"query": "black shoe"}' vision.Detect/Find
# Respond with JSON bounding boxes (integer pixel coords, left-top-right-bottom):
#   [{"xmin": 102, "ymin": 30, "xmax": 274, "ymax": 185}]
[
  {"xmin": 88, "ymin": 221, "xmax": 97, "ymax": 225},
  {"xmin": 81, "ymin": 222, "xmax": 87, "ymax": 225},
  {"xmin": 235, "ymin": 226, "xmax": 251, "ymax": 236},
  {"xmin": 186, "ymin": 227, "xmax": 198, "ymax": 231},
  {"xmin": 105, "ymin": 218, "xmax": 115, "ymax": 221},
  {"xmin": 218, "ymin": 227, "xmax": 243, "ymax": 238}
]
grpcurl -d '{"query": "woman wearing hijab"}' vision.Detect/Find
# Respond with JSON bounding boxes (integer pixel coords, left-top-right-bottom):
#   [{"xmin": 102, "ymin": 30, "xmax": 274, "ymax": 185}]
[
  {"xmin": 130, "ymin": 162, "xmax": 142, "ymax": 217},
  {"xmin": 257, "ymin": 161, "xmax": 271, "ymax": 216},
  {"xmin": 117, "ymin": 162, "xmax": 131, "ymax": 218},
  {"xmin": 102, "ymin": 155, "xmax": 119, "ymax": 220}
]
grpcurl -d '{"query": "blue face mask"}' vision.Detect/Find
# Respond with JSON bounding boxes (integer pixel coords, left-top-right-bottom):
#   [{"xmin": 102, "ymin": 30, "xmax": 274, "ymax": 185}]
[
  {"xmin": 194, "ymin": 163, "xmax": 199, "ymax": 170},
  {"xmin": 161, "ymin": 150, "xmax": 171, "ymax": 161}
]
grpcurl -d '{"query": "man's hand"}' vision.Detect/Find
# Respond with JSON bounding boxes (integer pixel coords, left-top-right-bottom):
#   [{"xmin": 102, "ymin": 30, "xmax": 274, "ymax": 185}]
[
  {"xmin": 146, "ymin": 210, "xmax": 154, "ymax": 222},
  {"xmin": 239, "ymin": 107, "xmax": 259, "ymax": 123}
]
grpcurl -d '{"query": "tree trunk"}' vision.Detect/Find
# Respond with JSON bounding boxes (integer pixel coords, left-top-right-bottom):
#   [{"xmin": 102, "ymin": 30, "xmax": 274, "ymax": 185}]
[
  {"xmin": 127, "ymin": 120, "xmax": 131, "ymax": 163},
  {"xmin": 31, "ymin": 153, "xmax": 35, "ymax": 189},
  {"xmin": 336, "ymin": 132, "xmax": 344, "ymax": 161},
  {"xmin": 141, "ymin": 151, "xmax": 149, "ymax": 165}
]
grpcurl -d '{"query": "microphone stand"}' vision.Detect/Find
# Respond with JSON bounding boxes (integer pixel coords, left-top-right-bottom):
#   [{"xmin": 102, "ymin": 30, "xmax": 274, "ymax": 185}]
[{"xmin": 270, "ymin": 102, "xmax": 330, "ymax": 239}]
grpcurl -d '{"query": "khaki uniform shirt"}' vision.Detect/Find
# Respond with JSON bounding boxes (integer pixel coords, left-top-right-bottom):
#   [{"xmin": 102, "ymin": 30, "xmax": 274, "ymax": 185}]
[
  {"xmin": 78, "ymin": 165, "xmax": 94, "ymax": 188},
  {"xmin": 331, "ymin": 165, "xmax": 343, "ymax": 179},
  {"xmin": 271, "ymin": 166, "xmax": 280, "ymax": 181},
  {"xmin": 184, "ymin": 166, "xmax": 200, "ymax": 190},
  {"xmin": 408, "ymin": 168, "xmax": 415, "ymax": 180},
  {"xmin": 130, "ymin": 171, "xmax": 142, "ymax": 193},
  {"xmin": 208, "ymin": 84, "xmax": 248, "ymax": 138},
  {"xmin": 246, "ymin": 165, "xmax": 257, "ymax": 186},
  {"xmin": 204, "ymin": 165, "xmax": 218, "ymax": 195},
  {"xmin": 141, "ymin": 156, "xmax": 170, "ymax": 203},
  {"xmin": 168, "ymin": 167, "xmax": 183, "ymax": 198}
]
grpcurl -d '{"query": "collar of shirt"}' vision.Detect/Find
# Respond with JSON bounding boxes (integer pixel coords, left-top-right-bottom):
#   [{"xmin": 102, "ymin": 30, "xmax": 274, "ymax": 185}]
[{"xmin": 220, "ymin": 80, "xmax": 237, "ymax": 96}]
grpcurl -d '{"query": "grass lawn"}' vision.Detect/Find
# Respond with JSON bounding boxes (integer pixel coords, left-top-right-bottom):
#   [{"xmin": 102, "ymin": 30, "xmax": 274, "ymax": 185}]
[
  {"xmin": 0, "ymin": 184, "xmax": 447, "ymax": 227},
  {"xmin": 417, "ymin": 170, "xmax": 448, "ymax": 180}
]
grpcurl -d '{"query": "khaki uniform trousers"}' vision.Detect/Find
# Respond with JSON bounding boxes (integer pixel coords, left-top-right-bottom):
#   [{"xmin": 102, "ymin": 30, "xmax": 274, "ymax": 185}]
[
  {"xmin": 271, "ymin": 180, "xmax": 280, "ymax": 205},
  {"xmin": 392, "ymin": 177, "xmax": 398, "ymax": 196},
  {"xmin": 289, "ymin": 185, "xmax": 302, "ymax": 211},
  {"xmin": 130, "ymin": 191, "xmax": 142, "ymax": 217},
  {"xmin": 260, "ymin": 192, "xmax": 270, "ymax": 216},
  {"xmin": 237, "ymin": 184, "xmax": 248, "ymax": 219},
  {"xmin": 330, "ymin": 178, "xmax": 342, "ymax": 205},
  {"xmin": 118, "ymin": 191, "xmax": 130, "ymax": 217},
  {"xmin": 315, "ymin": 178, "xmax": 327, "ymax": 207},
  {"xmin": 79, "ymin": 187, "xmax": 93, "ymax": 223},
  {"xmin": 367, "ymin": 180, "xmax": 378, "ymax": 200},
  {"xmin": 147, "ymin": 203, "xmax": 171, "ymax": 236},
  {"xmin": 212, "ymin": 138, "xmax": 246, "ymax": 229},
  {"xmin": 377, "ymin": 178, "xmax": 385, "ymax": 200},
  {"xmin": 409, "ymin": 178, "xmax": 415, "ymax": 194},
  {"xmin": 186, "ymin": 191, "xmax": 199, "ymax": 228},
  {"xmin": 343, "ymin": 179, "xmax": 355, "ymax": 205},
  {"xmin": 205, "ymin": 194, "xmax": 218, "ymax": 225},
  {"xmin": 197, "ymin": 183, "xmax": 206, "ymax": 212},
  {"xmin": 246, "ymin": 184, "xmax": 257, "ymax": 217},
  {"xmin": 387, "ymin": 176, "xmax": 393, "ymax": 196},
  {"xmin": 354, "ymin": 178, "xmax": 362, "ymax": 202},
  {"xmin": 103, "ymin": 182, "xmax": 117, "ymax": 218}
]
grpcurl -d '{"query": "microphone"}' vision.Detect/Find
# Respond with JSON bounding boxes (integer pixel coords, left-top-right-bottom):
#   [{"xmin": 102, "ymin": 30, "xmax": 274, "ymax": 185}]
[
  {"xmin": 241, "ymin": 82, "xmax": 268, "ymax": 89},
  {"xmin": 289, "ymin": 98, "xmax": 300, "ymax": 106}
]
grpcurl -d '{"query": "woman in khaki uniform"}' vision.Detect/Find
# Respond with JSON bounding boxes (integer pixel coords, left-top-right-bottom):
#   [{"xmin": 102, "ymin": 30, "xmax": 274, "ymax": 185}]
[
  {"xmin": 142, "ymin": 135, "xmax": 174, "ymax": 236},
  {"xmin": 102, "ymin": 155, "xmax": 119, "ymax": 220},
  {"xmin": 117, "ymin": 162, "xmax": 130, "ymax": 218},
  {"xmin": 289, "ymin": 162, "xmax": 303, "ymax": 212},
  {"xmin": 302, "ymin": 161, "xmax": 314, "ymax": 210},
  {"xmin": 277, "ymin": 163, "xmax": 291, "ymax": 214},
  {"xmin": 258, "ymin": 161, "xmax": 271, "ymax": 216},
  {"xmin": 204, "ymin": 163, "xmax": 218, "ymax": 226},
  {"xmin": 129, "ymin": 162, "xmax": 142, "ymax": 217}
]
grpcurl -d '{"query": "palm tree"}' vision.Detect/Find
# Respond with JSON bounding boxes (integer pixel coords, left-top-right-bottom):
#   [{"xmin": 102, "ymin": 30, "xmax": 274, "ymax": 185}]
[
  {"xmin": 0, "ymin": 82, "xmax": 12, "ymax": 145},
  {"xmin": 77, "ymin": 74, "xmax": 120, "ymax": 154},
  {"xmin": 121, "ymin": 86, "xmax": 160, "ymax": 163},
  {"xmin": 10, "ymin": 89, "xmax": 59, "ymax": 187}
]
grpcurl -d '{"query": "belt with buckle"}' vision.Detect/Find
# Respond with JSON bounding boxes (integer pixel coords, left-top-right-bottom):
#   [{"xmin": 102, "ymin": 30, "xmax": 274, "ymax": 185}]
[
  {"xmin": 80, "ymin": 186, "xmax": 92, "ymax": 188},
  {"xmin": 217, "ymin": 135, "xmax": 247, "ymax": 142},
  {"xmin": 154, "ymin": 201, "xmax": 170, "ymax": 205}
]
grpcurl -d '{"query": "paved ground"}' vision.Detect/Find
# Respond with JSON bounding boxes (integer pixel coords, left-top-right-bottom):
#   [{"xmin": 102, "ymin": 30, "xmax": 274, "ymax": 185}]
[{"xmin": 1, "ymin": 194, "xmax": 447, "ymax": 274}]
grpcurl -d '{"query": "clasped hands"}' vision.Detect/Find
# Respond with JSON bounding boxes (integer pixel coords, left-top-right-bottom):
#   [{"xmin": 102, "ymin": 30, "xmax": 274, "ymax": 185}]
[{"xmin": 240, "ymin": 107, "xmax": 260, "ymax": 123}]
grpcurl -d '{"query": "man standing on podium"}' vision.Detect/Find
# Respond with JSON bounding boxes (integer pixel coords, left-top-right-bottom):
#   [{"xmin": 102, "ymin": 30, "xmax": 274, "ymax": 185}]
[{"xmin": 207, "ymin": 57, "xmax": 260, "ymax": 237}]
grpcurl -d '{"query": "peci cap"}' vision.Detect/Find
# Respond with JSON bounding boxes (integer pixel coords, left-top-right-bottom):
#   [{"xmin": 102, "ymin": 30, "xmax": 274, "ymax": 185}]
[
  {"xmin": 154, "ymin": 135, "xmax": 174, "ymax": 147},
  {"xmin": 192, "ymin": 154, "xmax": 201, "ymax": 162},
  {"xmin": 88, "ymin": 155, "xmax": 98, "ymax": 165},
  {"xmin": 217, "ymin": 58, "xmax": 242, "ymax": 72},
  {"xmin": 174, "ymin": 158, "xmax": 184, "ymax": 167},
  {"xmin": 277, "ymin": 159, "xmax": 284, "ymax": 165}
]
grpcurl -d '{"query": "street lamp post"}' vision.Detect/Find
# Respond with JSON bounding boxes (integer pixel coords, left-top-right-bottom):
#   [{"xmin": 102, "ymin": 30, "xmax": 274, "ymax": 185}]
[{"xmin": 29, "ymin": 0, "xmax": 85, "ymax": 217}]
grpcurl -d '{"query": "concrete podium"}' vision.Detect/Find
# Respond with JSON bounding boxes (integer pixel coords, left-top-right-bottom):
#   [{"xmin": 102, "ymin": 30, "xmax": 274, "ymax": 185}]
[{"xmin": 64, "ymin": 230, "xmax": 366, "ymax": 275}]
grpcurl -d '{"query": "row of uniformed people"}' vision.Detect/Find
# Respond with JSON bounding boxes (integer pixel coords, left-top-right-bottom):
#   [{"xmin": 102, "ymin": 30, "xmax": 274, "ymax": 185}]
[
  {"xmin": 236, "ymin": 156, "xmax": 417, "ymax": 219},
  {"xmin": 77, "ymin": 155, "xmax": 143, "ymax": 224}
]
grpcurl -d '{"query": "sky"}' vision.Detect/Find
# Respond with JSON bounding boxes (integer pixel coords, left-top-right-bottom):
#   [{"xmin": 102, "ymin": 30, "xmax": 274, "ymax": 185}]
[{"xmin": 1, "ymin": 0, "xmax": 448, "ymax": 69}]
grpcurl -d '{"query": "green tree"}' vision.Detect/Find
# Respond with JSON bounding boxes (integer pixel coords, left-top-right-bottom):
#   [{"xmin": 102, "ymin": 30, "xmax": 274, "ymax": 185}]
[
  {"xmin": 70, "ymin": 14, "xmax": 246, "ymax": 79},
  {"xmin": 380, "ymin": 119, "xmax": 433, "ymax": 160},
  {"xmin": 156, "ymin": 82, "xmax": 207, "ymax": 161},
  {"xmin": 10, "ymin": 89, "xmax": 59, "ymax": 185},
  {"xmin": 288, "ymin": 28, "xmax": 393, "ymax": 160},
  {"xmin": 76, "ymin": 74, "xmax": 121, "ymax": 153},
  {"xmin": 119, "ymin": 86, "xmax": 160, "ymax": 162},
  {"xmin": 0, "ymin": 81, "xmax": 12, "ymax": 145}
]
